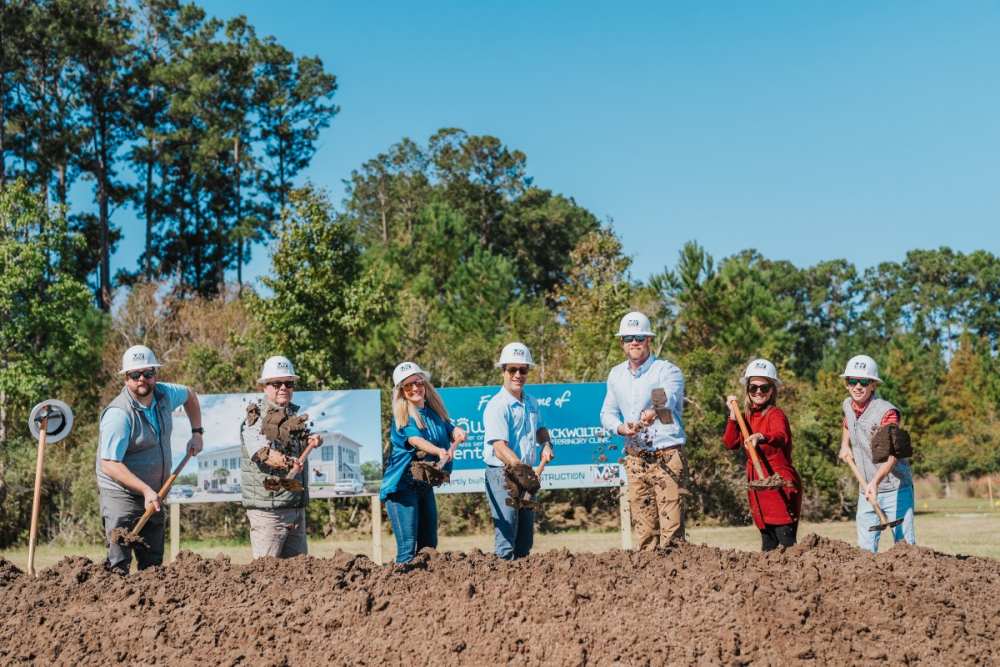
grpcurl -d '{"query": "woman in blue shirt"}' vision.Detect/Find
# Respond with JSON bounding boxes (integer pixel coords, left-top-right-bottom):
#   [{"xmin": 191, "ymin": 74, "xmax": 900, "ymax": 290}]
[{"xmin": 381, "ymin": 361, "xmax": 466, "ymax": 563}]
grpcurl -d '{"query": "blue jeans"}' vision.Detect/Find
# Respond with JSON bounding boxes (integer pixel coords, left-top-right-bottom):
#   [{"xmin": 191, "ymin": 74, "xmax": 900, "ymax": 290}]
[
  {"xmin": 484, "ymin": 467, "xmax": 534, "ymax": 560},
  {"xmin": 385, "ymin": 480, "xmax": 438, "ymax": 563},
  {"xmin": 856, "ymin": 485, "xmax": 916, "ymax": 553}
]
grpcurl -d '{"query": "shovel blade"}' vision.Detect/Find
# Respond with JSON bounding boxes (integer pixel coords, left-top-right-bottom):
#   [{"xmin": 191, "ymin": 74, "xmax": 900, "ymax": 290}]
[{"xmin": 868, "ymin": 518, "xmax": 904, "ymax": 532}]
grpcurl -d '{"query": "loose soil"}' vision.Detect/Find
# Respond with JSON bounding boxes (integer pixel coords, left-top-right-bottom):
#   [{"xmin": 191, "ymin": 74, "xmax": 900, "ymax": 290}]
[
  {"xmin": 108, "ymin": 527, "xmax": 147, "ymax": 548},
  {"xmin": 1, "ymin": 534, "xmax": 997, "ymax": 665}
]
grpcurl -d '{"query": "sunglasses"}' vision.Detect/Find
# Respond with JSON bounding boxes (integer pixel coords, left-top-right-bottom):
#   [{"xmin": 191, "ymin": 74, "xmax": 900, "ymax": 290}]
[
  {"xmin": 126, "ymin": 369, "xmax": 156, "ymax": 381},
  {"xmin": 267, "ymin": 380, "xmax": 295, "ymax": 389},
  {"xmin": 621, "ymin": 335, "xmax": 648, "ymax": 343},
  {"xmin": 748, "ymin": 383, "xmax": 773, "ymax": 395},
  {"xmin": 402, "ymin": 380, "xmax": 425, "ymax": 392},
  {"xmin": 505, "ymin": 366, "xmax": 530, "ymax": 376},
  {"xmin": 846, "ymin": 378, "xmax": 872, "ymax": 387}
]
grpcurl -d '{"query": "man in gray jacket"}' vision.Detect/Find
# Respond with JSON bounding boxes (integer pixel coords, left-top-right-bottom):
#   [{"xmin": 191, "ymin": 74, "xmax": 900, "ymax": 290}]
[
  {"xmin": 97, "ymin": 345, "xmax": 203, "ymax": 573},
  {"xmin": 241, "ymin": 356, "xmax": 322, "ymax": 558}
]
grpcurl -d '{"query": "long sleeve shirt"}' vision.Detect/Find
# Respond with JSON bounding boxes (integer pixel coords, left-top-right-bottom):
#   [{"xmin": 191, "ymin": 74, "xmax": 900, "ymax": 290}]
[
  {"xmin": 723, "ymin": 405, "xmax": 801, "ymax": 528},
  {"xmin": 600, "ymin": 355, "xmax": 685, "ymax": 451}
]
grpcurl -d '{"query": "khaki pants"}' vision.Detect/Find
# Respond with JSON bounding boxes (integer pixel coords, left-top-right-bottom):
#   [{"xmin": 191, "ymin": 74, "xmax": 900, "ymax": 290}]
[
  {"xmin": 246, "ymin": 507, "xmax": 308, "ymax": 559},
  {"xmin": 625, "ymin": 447, "xmax": 687, "ymax": 550}
]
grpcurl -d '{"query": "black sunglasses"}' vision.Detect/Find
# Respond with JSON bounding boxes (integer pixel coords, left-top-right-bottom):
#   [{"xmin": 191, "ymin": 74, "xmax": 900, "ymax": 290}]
[
  {"xmin": 267, "ymin": 380, "xmax": 295, "ymax": 389},
  {"xmin": 126, "ymin": 369, "xmax": 156, "ymax": 381},
  {"xmin": 621, "ymin": 335, "xmax": 648, "ymax": 343},
  {"xmin": 505, "ymin": 366, "xmax": 530, "ymax": 376},
  {"xmin": 846, "ymin": 378, "xmax": 872, "ymax": 387},
  {"xmin": 748, "ymin": 383, "xmax": 773, "ymax": 395}
]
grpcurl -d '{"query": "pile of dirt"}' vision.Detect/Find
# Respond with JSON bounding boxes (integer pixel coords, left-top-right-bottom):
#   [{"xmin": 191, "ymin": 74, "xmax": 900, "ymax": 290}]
[{"xmin": 1, "ymin": 534, "xmax": 997, "ymax": 664}]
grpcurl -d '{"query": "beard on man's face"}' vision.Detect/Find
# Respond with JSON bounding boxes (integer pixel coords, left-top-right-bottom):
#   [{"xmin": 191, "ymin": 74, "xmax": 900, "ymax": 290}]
[{"xmin": 132, "ymin": 382, "xmax": 153, "ymax": 397}]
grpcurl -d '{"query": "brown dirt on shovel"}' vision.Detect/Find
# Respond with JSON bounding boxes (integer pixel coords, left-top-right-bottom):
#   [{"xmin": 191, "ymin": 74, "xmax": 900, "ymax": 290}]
[
  {"xmin": 1, "ymin": 535, "xmax": 999, "ymax": 665},
  {"xmin": 109, "ymin": 527, "xmax": 148, "ymax": 548}
]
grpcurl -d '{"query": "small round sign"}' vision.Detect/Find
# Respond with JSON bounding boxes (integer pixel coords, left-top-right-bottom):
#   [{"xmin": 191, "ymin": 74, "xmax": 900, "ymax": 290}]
[{"xmin": 28, "ymin": 400, "xmax": 75, "ymax": 444}]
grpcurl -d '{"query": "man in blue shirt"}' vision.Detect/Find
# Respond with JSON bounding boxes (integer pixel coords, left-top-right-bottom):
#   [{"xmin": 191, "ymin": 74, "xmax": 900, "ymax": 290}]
[
  {"xmin": 482, "ymin": 342, "xmax": 554, "ymax": 560},
  {"xmin": 97, "ymin": 345, "xmax": 203, "ymax": 572},
  {"xmin": 600, "ymin": 311, "xmax": 687, "ymax": 549}
]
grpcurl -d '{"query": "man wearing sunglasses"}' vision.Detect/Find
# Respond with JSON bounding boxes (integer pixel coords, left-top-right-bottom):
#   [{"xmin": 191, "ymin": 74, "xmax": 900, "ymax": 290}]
[
  {"xmin": 482, "ymin": 342, "xmax": 553, "ymax": 559},
  {"xmin": 838, "ymin": 354, "xmax": 915, "ymax": 552},
  {"xmin": 600, "ymin": 311, "xmax": 687, "ymax": 549},
  {"xmin": 97, "ymin": 345, "xmax": 203, "ymax": 573},
  {"xmin": 240, "ymin": 355, "xmax": 322, "ymax": 559}
]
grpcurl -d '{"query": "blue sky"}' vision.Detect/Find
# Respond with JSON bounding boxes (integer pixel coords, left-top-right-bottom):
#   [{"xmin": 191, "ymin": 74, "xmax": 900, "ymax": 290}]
[{"xmin": 109, "ymin": 1, "xmax": 1000, "ymax": 286}]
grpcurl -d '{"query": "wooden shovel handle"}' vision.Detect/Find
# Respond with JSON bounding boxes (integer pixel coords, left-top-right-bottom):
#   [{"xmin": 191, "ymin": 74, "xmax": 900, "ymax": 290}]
[
  {"xmin": 283, "ymin": 434, "xmax": 322, "ymax": 479},
  {"xmin": 728, "ymin": 399, "xmax": 768, "ymax": 480},
  {"xmin": 843, "ymin": 452, "xmax": 892, "ymax": 526},
  {"xmin": 130, "ymin": 452, "xmax": 192, "ymax": 537}
]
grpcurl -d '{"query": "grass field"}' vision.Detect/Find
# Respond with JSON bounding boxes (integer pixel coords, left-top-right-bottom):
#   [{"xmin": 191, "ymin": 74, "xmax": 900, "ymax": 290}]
[{"xmin": 4, "ymin": 497, "xmax": 999, "ymax": 570}]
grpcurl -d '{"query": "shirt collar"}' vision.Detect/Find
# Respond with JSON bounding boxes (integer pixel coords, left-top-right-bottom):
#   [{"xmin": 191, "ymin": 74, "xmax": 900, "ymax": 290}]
[
  {"xmin": 501, "ymin": 386, "xmax": 526, "ymax": 406},
  {"xmin": 627, "ymin": 354, "xmax": 656, "ymax": 378}
]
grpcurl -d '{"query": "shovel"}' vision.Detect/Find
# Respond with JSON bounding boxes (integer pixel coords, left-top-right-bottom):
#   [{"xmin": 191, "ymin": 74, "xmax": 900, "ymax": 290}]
[
  {"xmin": 843, "ymin": 452, "xmax": 904, "ymax": 533},
  {"xmin": 26, "ymin": 400, "xmax": 75, "ymax": 577},
  {"xmin": 519, "ymin": 458, "xmax": 550, "ymax": 509},
  {"xmin": 116, "ymin": 452, "xmax": 193, "ymax": 545},
  {"xmin": 263, "ymin": 434, "xmax": 322, "ymax": 493},
  {"xmin": 728, "ymin": 399, "xmax": 789, "ymax": 490}
]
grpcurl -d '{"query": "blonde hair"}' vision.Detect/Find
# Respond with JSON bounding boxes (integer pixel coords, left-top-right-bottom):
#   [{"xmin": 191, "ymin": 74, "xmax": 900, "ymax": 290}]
[{"xmin": 392, "ymin": 376, "xmax": 450, "ymax": 432}]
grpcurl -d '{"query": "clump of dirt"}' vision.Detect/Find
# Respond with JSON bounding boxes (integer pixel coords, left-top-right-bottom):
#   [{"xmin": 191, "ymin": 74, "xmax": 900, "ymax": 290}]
[
  {"xmin": 748, "ymin": 474, "xmax": 789, "ymax": 489},
  {"xmin": 1, "ymin": 535, "xmax": 998, "ymax": 664},
  {"xmin": 109, "ymin": 527, "xmax": 148, "ymax": 548},
  {"xmin": 0, "ymin": 559, "xmax": 20, "ymax": 586}
]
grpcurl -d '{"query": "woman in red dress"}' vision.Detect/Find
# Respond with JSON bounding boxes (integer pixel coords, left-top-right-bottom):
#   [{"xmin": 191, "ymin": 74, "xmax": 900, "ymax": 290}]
[{"xmin": 723, "ymin": 358, "xmax": 802, "ymax": 551}]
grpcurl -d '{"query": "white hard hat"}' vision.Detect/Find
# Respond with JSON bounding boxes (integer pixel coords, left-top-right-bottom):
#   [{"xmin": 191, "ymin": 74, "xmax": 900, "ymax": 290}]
[
  {"xmin": 258, "ymin": 355, "xmax": 300, "ymax": 384},
  {"xmin": 392, "ymin": 361, "xmax": 431, "ymax": 388},
  {"xmin": 496, "ymin": 342, "xmax": 535, "ymax": 368},
  {"xmin": 616, "ymin": 311, "xmax": 654, "ymax": 337},
  {"xmin": 120, "ymin": 345, "xmax": 163, "ymax": 374},
  {"xmin": 742, "ymin": 358, "xmax": 781, "ymax": 385},
  {"xmin": 840, "ymin": 354, "xmax": 881, "ymax": 382}
]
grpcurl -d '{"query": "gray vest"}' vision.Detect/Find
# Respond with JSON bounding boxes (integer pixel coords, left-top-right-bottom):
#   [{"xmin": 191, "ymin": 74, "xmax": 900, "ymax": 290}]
[
  {"xmin": 843, "ymin": 396, "xmax": 913, "ymax": 493},
  {"xmin": 96, "ymin": 386, "xmax": 173, "ymax": 494},
  {"xmin": 240, "ymin": 399, "xmax": 309, "ymax": 509}
]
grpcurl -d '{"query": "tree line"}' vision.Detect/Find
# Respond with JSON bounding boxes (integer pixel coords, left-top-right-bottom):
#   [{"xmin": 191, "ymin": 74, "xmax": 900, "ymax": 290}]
[{"xmin": 1, "ymin": 0, "xmax": 337, "ymax": 308}]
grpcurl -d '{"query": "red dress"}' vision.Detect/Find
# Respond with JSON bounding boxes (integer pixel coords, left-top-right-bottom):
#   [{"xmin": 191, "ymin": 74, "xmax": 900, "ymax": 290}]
[{"xmin": 722, "ymin": 406, "xmax": 802, "ymax": 529}]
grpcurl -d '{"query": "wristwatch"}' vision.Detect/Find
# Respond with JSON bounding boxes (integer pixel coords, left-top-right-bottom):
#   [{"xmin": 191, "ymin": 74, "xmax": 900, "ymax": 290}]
[{"xmin": 191, "ymin": 427, "xmax": 205, "ymax": 435}]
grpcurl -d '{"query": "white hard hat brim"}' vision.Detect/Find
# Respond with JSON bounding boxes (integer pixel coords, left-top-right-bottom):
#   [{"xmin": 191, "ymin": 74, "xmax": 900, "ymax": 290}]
[
  {"xmin": 120, "ymin": 362, "xmax": 163, "ymax": 374},
  {"xmin": 258, "ymin": 373, "xmax": 301, "ymax": 384},
  {"xmin": 394, "ymin": 370, "xmax": 431, "ymax": 388},
  {"xmin": 743, "ymin": 375, "xmax": 782, "ymax": 386}
]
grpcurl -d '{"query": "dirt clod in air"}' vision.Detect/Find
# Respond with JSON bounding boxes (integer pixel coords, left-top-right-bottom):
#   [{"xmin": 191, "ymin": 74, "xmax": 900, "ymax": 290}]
[
  {"xmin": 748, "ymin": 474, "xmax": 790, "ymax": 490},
  {"xmin": 1, "ymin": 537, "xmax": 998, "ymax": 664}
]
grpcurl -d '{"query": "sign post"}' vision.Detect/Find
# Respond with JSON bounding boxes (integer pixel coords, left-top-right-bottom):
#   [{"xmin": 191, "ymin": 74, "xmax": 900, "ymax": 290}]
[
  {"xmin": 170, "ymin": 502, "xmax": 180, "ymax": 562},
  {"xmin": 619, "ymin": 482, "xmax": 633, "ymax": 550},
  {"xmin": 370, "ymin": 495, "xmax": 383, "ymax": 564}
]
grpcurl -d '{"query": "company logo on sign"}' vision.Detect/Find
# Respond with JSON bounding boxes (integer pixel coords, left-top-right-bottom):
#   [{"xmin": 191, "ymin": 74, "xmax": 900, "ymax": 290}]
[
  {"xmin": 132, "ymin": 352, "xmax": 146, "ymax": 361},
  {"xmin": 853, "ymin": 361, "xmax": 867, "ymax": 370},
  {"xmin": 453, "ymin": 417, "xmax": 484, "ymax": 435},
  {"xmin": 627, "ymin": 319, "xmax": 639, "ymax": 328},
  {"xmin": 590, "ymin": 464, "xmax": 621, "ymax": 483}
]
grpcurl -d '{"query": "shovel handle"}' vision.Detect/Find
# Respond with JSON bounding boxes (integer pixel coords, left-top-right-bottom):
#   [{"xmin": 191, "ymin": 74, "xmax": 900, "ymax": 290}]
[
  {"xmin": 130, "ymin": 452, "xmax": 192, "ymax": 537},
  {"xmin": 843, "ymin": 452, "xmax": 893, "ymax": 527},
  {"xmin": 283, "ymin": 434, "xmax": 322, "ymax": 480},
  {"xmin": 728, "ymin": 399, "xmax": 768, "ymax": 481},
  {"xmin": 27, "ymin": 412, "xmax": 49, "ymax": 577}
]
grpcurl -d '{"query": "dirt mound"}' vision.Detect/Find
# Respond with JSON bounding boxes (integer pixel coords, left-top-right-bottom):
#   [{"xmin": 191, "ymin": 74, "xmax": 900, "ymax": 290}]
[{"xmin": 1, "ymin": 535, "xmax": 998, "ymax": 664}]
